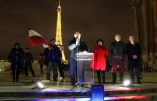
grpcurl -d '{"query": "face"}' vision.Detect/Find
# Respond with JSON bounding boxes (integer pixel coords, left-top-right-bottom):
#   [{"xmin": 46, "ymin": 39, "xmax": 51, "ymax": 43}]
[
  {"xmin": 51, "ymin": 40, "xmax": 55, "ymax": 45},
  {"xmin": 115, "ymin": 35, "xmax": 121, "ymax": 42},
  {"xmin": 129, "ymin": 36, "xmax": 135, "ymax": 42},
  {"xmin": 77, "ymin": 33, "xmax": 81, "ymax": 40},
  {"xmin": 74, "ymin": 33, "xmax": 77, "ymax": 38},
  {"xmin": 98, "ymin": 41, "xmax": 103, "ymax": 45},
  {"xmin": 74, "ymin": 32, "xmax": 81, "ymax": 40},
  {"xmin": 15, "ymin": 44, "xmax": 19, "ymax": 49}
]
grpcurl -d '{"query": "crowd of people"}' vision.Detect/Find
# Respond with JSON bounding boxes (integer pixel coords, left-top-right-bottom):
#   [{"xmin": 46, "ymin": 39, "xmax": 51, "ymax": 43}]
[
  {"xmin": 7, "ymin": 39, "xmax": 65, "ymax": 82},
  {"xmin": 68, "ymin": 32, "xmax": 142, "ymax": 85},
  {"xmin": 7, "ymin": 32, "xmax": 142, "ymax": 85}
]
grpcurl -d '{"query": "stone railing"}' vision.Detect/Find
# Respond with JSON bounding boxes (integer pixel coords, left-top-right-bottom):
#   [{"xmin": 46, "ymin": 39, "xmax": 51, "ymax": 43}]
[
  {"xmin": 0, "ymin": 60, "xmax": 11, "ymax": 71},
  {"xmin": 0, "ymin": 60, "xmax": 47, "ymax": 72}
]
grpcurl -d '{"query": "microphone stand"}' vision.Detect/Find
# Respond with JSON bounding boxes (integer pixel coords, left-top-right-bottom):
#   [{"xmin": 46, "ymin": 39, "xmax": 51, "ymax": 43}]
[
  {"xmin": 70, "ymin": 40, "xmax": 90, "ymax": 90},
  {"xmin": 70, "ymin": 40, "xmax": 80, "ymax": 90}
]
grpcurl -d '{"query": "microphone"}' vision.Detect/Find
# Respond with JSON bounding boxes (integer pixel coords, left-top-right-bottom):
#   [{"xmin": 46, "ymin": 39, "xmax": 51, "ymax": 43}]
[{"xmin": 76, "ymin": 39, "xmax": 80, "ymax": 46}]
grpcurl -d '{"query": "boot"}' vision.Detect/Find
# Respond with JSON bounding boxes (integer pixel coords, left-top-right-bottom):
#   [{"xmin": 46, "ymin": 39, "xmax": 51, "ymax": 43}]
[
  {"xmin": 102, "ymin": 71, "xmax": 106, "ymax": 83},
  {"xmin": 130, "ymin": 73, "xmax": 135, "ymax": 84},
  {"xmin": 137, "ymin": 75, "xmax": 142, "ymax": 84},
  {"xmin": 97, "ymin": 71, "xmax": 101, "ymax": 83},
  {"xmin": 112, "ymin": 73, "xmax": 117, "ymax": 84},
  {"xmin": 120, "ymin": 73, "xmax": 124, "ymax": 84},
  {"xmin": 70, "ymin": 76, "xmax": 75, "ymax": 86}
]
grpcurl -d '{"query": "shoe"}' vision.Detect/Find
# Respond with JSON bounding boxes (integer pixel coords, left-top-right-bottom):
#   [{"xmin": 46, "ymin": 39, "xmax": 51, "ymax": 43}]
[
  {"xmin": 46, "ymin": 78, "xmax": 50, "ymax": 80},
  {"xmin": 139, "ymin": 76, "xmax": 143, "ymax": 79},
  {"xmin": 33, "ymin": 75, "xmax": 36, "ymax": 77},
  {"xmin": 112, "ymin": 81, "xmax": 116, "ymax": 84},
  {"xmin": 71, "ymin": 82, "xmax": 75, "ymax": 86},
  {"xmin": 103, "ymin": 81, "xmax": 106, "ymax": 84},
  {"xmin": 70, "ymin": 77, "xmax": 75, "ymax": 86},
  {"xmin": 137, "ymin": 81, "xmax": 142, "ymax": 84}
]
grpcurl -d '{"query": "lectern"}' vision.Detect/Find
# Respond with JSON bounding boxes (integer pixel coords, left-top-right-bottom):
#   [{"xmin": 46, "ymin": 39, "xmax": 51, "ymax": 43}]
[{"xmin": 76, "ymin": 52, "xmax": 94, "ymax": 85}]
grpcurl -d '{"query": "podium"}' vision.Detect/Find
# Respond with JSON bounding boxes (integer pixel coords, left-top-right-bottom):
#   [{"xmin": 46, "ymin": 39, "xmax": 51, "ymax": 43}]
[{"xmin": 76, "ymin": 52, "xmax": 94, "ymax": 85}]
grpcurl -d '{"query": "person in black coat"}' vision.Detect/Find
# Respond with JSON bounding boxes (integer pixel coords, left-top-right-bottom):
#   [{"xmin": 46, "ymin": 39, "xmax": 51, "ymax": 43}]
[
  {"xmin": 7, "ymin": 42, "xmax": 24, "ymax": 82},
  {"xmin": 68, "ymin": 32, "xmax": 88, "ymax": 85},
  {"xmin": 44, "ymin": 39, "xmax": 63, "ymax": 81},
  {"xmin": 109, "ymin": 34, "xmax": 126, "ymax": 84},
  {"xmin": 24, "ymin": 48, "xmax": 35, "ymax": 77},
  {"xmin": 126, "ymin": 35, "xmax": 142, "ymax": 84}
]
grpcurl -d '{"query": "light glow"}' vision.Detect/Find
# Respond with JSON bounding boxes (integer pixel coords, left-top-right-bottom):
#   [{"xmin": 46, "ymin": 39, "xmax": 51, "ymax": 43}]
[
  {"xmin": 123, "ymin": 80, "xmax": 131, "ymax": 86},
  {"xmin": 37, "ymin": 82, "xmax": 44, "ymax": 89}
]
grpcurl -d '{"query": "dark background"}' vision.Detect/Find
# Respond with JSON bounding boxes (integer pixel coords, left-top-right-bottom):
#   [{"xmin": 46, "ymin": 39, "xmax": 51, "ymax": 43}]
[{"xmin": 0, "ymin": 0, "xmax": 134, "ymax": 59}]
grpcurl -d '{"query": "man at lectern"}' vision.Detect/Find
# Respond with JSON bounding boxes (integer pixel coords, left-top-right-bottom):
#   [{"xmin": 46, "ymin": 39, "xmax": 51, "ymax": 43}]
[{"xmin": 68, "ymin": 32, "xmax": 88, "ymax": 85}]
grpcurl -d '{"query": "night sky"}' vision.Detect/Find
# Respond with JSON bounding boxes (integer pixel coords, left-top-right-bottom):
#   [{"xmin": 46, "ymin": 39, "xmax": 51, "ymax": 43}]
[{"xmin": 0, "ymin": 0, "xmax": 134, "ymax": 59}]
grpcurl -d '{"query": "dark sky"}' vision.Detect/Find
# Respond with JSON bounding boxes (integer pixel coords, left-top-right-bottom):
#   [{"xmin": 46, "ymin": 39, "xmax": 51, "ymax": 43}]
[{"xmin": 0, "ymin": 0, "xmax": 134, "ymax": 59}]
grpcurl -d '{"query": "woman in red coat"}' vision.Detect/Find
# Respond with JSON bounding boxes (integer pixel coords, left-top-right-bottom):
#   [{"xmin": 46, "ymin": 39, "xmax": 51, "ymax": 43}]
[{"xmin": 92, "ymin": 39, "xmax": 109, "ymax": 83}]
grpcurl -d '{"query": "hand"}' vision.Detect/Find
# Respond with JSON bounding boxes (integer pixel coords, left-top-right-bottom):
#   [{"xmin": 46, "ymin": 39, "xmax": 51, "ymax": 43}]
[
  {"xmin": 133, "ymin": 55, "xmax": 138, "ymax": 59},
  {"xmin": 75, "ymin": 39, "xmax": 80, "ymax": 46},
  {"xmin": 117, "ymin": 65, "xmax": 119, "ymax": 68}
]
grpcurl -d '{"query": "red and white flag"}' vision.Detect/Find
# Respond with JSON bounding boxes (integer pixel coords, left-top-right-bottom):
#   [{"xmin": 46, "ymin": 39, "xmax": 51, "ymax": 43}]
[{"xmin": 28, "ymin": 29, "xmax": 50, "ymax": 48}]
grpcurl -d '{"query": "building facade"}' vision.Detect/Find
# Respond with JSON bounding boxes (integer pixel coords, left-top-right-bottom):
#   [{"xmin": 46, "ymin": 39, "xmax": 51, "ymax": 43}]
[{"xmin": 132, "ymin": 0, "xmax": 157, "ymax": 68}]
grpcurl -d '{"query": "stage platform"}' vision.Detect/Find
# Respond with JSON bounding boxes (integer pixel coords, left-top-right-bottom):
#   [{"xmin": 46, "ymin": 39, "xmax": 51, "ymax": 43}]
[{"xmin": 0, "ymin": 71, "xmax": 157, "ymax": 101}]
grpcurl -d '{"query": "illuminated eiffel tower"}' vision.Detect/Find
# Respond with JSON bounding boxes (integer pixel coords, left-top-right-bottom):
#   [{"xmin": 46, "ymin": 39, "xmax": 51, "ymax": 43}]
[{"xmin": 55, "ymin": 0, "xmax": 66, "ymax": 62}]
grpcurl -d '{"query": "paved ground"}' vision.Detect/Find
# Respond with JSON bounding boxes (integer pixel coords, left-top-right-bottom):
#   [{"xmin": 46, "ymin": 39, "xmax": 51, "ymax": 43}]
[
  {"xmin": 0, "ymin": 70, "xmax": 157, "ymax": 90},
  {"xmin": 0, "ymin": 70, "xmax": 157, "ymax": 100}
]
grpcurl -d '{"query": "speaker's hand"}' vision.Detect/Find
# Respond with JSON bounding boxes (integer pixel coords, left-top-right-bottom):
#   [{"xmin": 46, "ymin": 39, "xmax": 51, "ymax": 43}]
[{"xmin": 75, "ymin": 39, "xmax": 80, "ymax": 46}]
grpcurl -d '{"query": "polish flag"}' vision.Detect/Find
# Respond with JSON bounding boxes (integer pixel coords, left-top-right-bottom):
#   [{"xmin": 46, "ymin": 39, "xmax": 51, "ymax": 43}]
[{"xmin": 28, "ymin": 29, "xmax": 50, "ymax": 48}]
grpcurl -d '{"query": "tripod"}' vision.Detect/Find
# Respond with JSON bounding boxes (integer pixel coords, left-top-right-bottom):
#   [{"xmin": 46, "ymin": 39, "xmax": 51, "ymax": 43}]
[
  {"xmin": 70, "ymin": 81, "xmax": 91, "ymax": 90},
  {"xmin": 70, "ymin": 58, "xmax": 82, "ymax": 90}
]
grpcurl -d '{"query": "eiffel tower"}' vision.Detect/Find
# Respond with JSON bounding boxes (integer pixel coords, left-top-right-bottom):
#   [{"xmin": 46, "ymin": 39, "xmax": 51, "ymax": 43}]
[{"xmin": 55, "ymin": 0, "xmax": 66, "ymax": 62}]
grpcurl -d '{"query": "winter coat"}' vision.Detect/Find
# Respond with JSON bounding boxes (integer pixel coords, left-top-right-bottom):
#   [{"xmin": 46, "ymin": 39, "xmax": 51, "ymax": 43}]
[
  {"xmin": 109, "ymin": 41, "xmax": 126, "ymax": 59},
  {"xmin": 44, "ymin": 45, "xmax": 62, "ymax": 66},
  {"xmin": 126, "ymin": 42, "xmax": 142, "ymax": 68},
  {"xmin": 24, "ymin": 52, "xmax": 33, "ymax": 65},
  {"xmin": 8, "ymin": 48, "xmax": 24, "ymax": 64},
  {"xmin": 92, "ymin": 45, "xmax": 109, "ymax": 71},
  {"xmin": 68, "ymin": 38, "xmax": 88, "ymax": 59}
]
